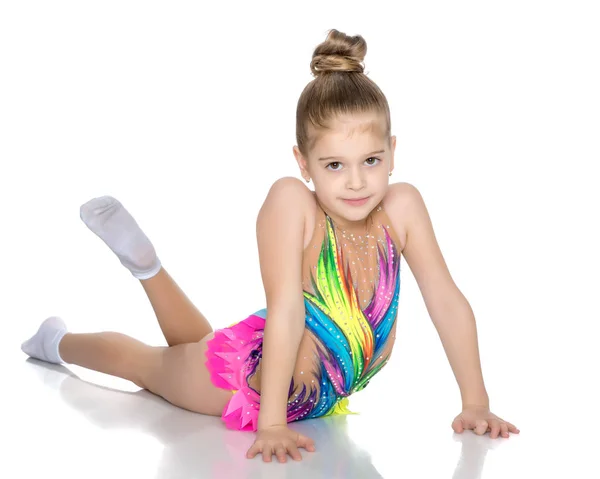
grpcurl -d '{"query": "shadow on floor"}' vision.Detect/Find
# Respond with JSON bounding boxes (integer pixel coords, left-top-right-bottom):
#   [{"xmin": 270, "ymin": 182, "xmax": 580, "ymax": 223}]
[{"xmin": 24, "ymin": 358, "xmax": 500, "ymax": 479}]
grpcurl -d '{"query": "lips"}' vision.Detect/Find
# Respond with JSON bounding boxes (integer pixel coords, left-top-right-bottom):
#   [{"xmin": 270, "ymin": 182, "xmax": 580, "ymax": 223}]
[{"xmin": 342, "ymin": 196, "xmax": 371, "ymax": 206}]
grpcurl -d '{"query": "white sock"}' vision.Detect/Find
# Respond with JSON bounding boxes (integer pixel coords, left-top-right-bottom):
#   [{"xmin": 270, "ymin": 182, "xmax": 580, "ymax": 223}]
[
  {"xmin": 21, "ymin": 316, "xmax": 68, "ymax": 364},
  {"xmin": 80, "ymin": 196, "xmax": 162, "ymax": 280}
]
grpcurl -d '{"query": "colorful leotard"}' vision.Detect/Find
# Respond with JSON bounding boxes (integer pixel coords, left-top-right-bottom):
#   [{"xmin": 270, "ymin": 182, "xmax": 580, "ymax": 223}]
[{"xmin": 204, "ymin": 196, "xmax": 402, "ymax": 431}]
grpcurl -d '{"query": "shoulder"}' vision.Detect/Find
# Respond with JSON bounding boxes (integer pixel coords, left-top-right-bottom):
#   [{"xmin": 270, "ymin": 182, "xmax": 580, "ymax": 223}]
[
  {"xmin": 259, "ymin": 176, "xmax": 316, "ymax": 217},
  {"xmin": 258, "ymin": 176, "xmax": 317, "ymax": 229},
  {"xmin": 255, "ymin": 178, "xmax": 310, "ymax": 311},
  {"xmin": 260, "ymin": 177, "xmax": 319, "ymax": 250},
  {"xmin": 256, "ymin": 177, "xmax": 310, "ymax": 248},
  {"xmin": 381, "ymin": 182, "xmax": 424, "ymax": 252},
  {"xmin": 263, "ymin": 176, "xmax": 314, "ymax": 203},
  {"xmin": 382, "ymin": 181, "xmax": 422, "ymax": 209}
]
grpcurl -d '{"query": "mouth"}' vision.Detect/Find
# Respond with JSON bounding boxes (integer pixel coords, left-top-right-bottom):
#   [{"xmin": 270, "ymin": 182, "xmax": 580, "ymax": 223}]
[{"xmin": 342, "ymin": 196, "xmax": 371, "ymax": 206}]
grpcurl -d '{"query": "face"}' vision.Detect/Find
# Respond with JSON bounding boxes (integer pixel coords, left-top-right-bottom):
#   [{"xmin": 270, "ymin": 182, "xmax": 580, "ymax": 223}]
[{"xmin": 293, "ymin": 112, "xmax": 396, "ymax": 225}]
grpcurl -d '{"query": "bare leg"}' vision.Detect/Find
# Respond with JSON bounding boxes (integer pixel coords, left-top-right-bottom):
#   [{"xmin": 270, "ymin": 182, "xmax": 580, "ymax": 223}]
[
  {"xmin": 139, "ymin": 266, "xmax": 213, "ymax": 346},
  {"xmin": 78, "ymin": 195, "xmax": 212, "ymax": 347},
  {"xmin": 59, "ymin": 331, "xmax": 232, "ymax": 416}
]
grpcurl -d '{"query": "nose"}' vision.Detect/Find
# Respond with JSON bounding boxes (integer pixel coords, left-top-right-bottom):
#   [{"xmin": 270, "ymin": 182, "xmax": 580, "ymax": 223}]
[{"xmin": 347, "ymin": 167, "xmax": 366, "ymax": 191}]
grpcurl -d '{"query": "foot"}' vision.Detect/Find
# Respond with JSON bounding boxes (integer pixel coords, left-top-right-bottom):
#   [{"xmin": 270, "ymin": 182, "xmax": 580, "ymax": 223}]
[
  {"xmin": 21, "ymin": 316, "xmax": 68, "ymax": 364},
  {"xmin": 80, "ymin": 196, "xmax": 162, "ymax": 280}
]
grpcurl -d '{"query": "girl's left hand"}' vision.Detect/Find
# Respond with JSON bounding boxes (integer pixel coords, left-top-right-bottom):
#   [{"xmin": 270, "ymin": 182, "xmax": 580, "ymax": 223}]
[{"xmin": 452, "ymin": 406, "xmax": 520, "ymax": 438}]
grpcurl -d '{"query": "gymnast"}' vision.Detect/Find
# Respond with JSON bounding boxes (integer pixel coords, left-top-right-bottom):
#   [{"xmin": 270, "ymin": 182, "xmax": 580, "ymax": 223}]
[{"xmin": 21, "ymin": 28, "xmax": 520, "ymax": 463}]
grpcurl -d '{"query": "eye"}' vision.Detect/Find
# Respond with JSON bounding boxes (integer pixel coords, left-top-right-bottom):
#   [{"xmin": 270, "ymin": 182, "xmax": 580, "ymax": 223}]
[
  {"xmin": 365, "ymin": 157, "xmax": 381, "ymax": 166},
  {"xmin": 325, "ymin": 157, "xmax": 381, "ymax": 171}
]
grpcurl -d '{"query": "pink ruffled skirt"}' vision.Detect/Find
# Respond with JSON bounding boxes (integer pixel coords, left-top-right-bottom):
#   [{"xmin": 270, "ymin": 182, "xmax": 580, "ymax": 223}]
[
  {"xmin": 205, "ymin": 308, "xmax": 356, "ymax": 431},
  {"xmin": 204, "ymin": 310, "xmax": 267, "ymax": 431}
]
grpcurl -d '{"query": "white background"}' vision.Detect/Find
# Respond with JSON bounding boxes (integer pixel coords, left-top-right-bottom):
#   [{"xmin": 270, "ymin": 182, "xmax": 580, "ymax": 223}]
[{"xmin": 1, "ymin": 1, "xmax": 599, "ymax": 478}]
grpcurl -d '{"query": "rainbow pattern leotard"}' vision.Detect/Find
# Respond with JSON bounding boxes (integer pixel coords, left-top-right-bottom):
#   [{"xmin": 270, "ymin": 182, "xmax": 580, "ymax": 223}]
[{"xmin": 205, "ymin": 198, "xmax": 402, "ymax": 431}]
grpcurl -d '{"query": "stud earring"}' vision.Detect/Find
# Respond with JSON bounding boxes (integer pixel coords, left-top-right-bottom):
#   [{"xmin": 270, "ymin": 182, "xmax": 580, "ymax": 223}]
[
  {"xmin": 388, "ymin": 171, "xmax": 393, "ymax": 176},
  {"xmin": 305, "ymin": 178, "xmax": 311, "ymax": 183}
]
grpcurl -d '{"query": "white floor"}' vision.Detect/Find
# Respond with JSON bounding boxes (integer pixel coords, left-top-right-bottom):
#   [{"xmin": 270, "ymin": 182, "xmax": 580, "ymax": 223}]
[{"xmin": 5, "ymin": 317, "xmax": 599, "ymax": 478}]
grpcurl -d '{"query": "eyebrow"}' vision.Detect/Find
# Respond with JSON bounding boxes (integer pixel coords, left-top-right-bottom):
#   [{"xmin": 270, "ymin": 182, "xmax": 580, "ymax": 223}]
[{"xmin": 318, "ymin": 150, "xmax": 385, "ymax": 162}]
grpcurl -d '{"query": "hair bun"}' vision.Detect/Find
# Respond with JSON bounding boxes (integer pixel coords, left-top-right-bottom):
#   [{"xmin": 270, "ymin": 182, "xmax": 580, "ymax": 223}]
[{"xmin": 310, "ymin": 29, "xmax": 367, "ymax": 77}]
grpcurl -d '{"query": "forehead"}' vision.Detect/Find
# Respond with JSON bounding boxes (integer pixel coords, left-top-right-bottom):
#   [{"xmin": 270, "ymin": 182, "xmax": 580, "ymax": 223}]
[{"xmin": 309, "ymin": 112, "xmax": 386, "ymax": 155}]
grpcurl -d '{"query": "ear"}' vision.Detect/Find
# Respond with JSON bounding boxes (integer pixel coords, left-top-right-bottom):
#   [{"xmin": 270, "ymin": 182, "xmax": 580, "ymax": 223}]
[{"xmin": 293, "ymin": 146, "xmax": 311, "ymax": 181}]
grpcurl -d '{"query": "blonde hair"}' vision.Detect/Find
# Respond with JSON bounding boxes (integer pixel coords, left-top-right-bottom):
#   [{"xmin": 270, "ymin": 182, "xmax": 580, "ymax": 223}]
[{"xmin": 296, "ymin": 29, "xmax": 392, "ymax": 158}]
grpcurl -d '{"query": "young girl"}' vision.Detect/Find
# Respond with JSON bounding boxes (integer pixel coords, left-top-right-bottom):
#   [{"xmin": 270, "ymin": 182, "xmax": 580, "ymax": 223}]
[{"xmin": 21, "ymin": 28, "xmax": 519, "ymax": 463}]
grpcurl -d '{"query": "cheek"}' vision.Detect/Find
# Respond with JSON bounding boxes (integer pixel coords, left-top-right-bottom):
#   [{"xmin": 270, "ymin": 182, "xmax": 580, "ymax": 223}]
[
  {"xmin": 371, "ymin": 170, "xmax": 389, "ymax": 184},
  {"xmin": 315, "ymin": 173, "xmax": 341, "ymax": 188}
]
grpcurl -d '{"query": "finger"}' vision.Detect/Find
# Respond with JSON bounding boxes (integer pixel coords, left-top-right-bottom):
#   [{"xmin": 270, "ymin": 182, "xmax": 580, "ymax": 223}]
[
  {"xmin": 500, "ymin": 422, "xmax": 509, "ymax": 438},
  {"xmin": 246, "ymin": 443, "xmax": 261, "ymax": 459},
  {"xmin": 489, "ymin": 419, "xmax": 501, "ymax": 439},
  {"xmin": 287, "ymin": 442, "xmax": 302, "ymax": 461},
  {"xmin": 262, "ymin": 445, "xmax": 273, "ymax": 463},
  {"xmin": 275, "ymin": 445, "xmax": 287, "ymax": 463},
  {"xmin": 297, "ymin": 435, "xmax": 316, "ymax": 452},
  {"xmin": 506, "ymin": 422, "xmax": 520, "ymax": 433},
  {"xmin": 452, "ymin": 417, "xmax": 464, "ymax": 433},
  {"xmin": 474, "ymin": 420, "xmax": 488, "ymax": 435}
]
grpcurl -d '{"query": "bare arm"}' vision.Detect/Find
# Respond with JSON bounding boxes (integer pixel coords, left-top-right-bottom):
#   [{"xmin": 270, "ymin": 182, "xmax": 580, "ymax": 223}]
[
  {"xmin": 398, "ymin": 182, "xmax": 489, "ymax": 408},
  {"xmin": 255, "ymin": 177, "xmax": 308, "ymax": 430}
]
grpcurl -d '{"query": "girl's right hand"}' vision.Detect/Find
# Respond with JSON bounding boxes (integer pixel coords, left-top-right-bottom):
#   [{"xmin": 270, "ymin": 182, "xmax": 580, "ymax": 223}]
[{"xmin": 246, "ymin": 425, "xmax": 316, "ymax": 462}]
